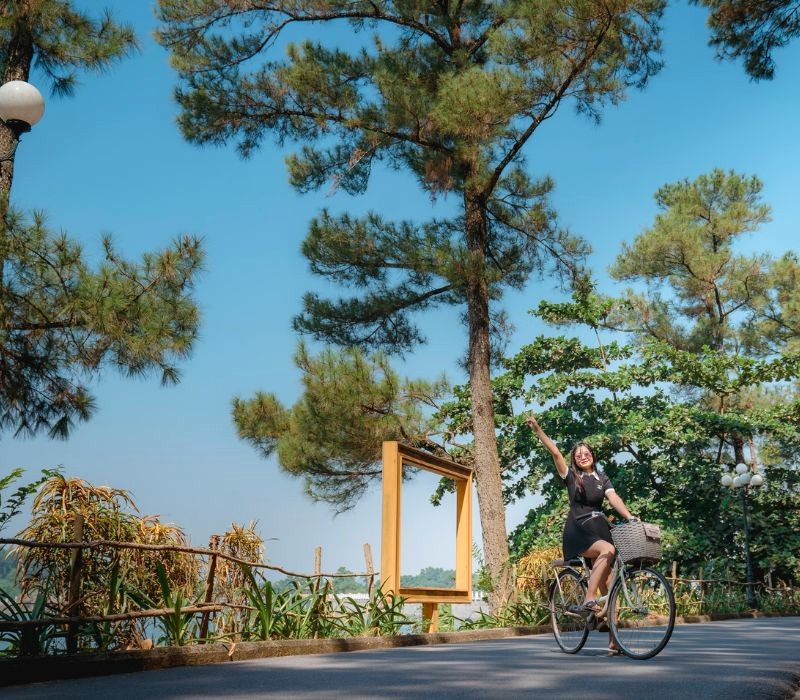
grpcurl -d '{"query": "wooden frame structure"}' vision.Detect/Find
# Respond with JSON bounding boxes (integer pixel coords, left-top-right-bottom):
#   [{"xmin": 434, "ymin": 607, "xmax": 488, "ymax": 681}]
[{"xmin": 380, "ymin": 441, "xmax": 473, "ymax": 632}]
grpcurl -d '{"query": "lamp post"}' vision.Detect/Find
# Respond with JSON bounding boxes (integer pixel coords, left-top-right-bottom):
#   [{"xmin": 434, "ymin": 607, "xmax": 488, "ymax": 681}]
[
  {"xmin": 720, "ymin": 462, "xmax": 764, "ymax": 609},
  {"xmin": 0, "ymin": 79, "xmax": 45, "ymax": 202},
  {"xmin": 0, "ymin": 79, "xmax": 45, "ymax": 287}
]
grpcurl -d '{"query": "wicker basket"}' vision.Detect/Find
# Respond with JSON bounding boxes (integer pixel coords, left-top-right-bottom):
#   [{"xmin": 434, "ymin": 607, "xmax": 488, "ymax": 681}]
[{"xmin": 611, "ymin": 521, "xmax": 662, "ymax": 564}]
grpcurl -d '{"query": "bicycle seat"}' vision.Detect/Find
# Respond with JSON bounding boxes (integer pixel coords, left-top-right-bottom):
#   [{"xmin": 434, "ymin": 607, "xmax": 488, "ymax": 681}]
[{"xmin": 552, "ymin": 558, "xmax": 584, "ymax": 568}]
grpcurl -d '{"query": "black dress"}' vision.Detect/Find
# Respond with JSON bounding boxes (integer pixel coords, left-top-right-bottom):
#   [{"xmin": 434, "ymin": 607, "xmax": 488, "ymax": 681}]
[{"xmin": 561, "ymin": 468, "xmax": 615, "ymax": 560}]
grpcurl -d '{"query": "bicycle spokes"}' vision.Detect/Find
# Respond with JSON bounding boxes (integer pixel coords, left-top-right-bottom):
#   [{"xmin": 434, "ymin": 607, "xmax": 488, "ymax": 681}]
[
  {"xmin": 609, "ymin": 567, "xmax": 676, "ymax": 660},
  {"xmin": 550, "ymin": 569, "xmax": 589, "ymax": 654}
]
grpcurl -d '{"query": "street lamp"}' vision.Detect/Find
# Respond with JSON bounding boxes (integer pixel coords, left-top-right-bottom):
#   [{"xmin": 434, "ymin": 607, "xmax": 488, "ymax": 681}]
[
  {"xmin": 720, "ymin": 461, "xmax": 764, "ymax": 609},
  {"xmin": 0, "ymin": 80, "xmax": 45, "ymax": 161}
]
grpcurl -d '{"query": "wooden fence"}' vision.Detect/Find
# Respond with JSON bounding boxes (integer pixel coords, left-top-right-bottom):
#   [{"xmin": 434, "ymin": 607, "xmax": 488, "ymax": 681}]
[{"xmin": 0, "ymin": 514, "xmax": 378, "ymax": 654}]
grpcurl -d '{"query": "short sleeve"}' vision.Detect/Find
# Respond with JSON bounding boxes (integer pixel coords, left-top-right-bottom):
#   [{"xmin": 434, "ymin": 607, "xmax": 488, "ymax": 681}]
[
  {"xmin": 602, "ymin": 472, "xmax": 615, "ymax": 494},
  {"xmin": 560, "ymin": 469, "xmax": 572, "ymax": 486}
]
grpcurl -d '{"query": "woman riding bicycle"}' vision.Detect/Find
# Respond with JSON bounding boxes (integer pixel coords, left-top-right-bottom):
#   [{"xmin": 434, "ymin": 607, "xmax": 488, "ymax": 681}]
[{"xmin": 526, "ymin": 411, "xmax": 636, "ymax": 653}]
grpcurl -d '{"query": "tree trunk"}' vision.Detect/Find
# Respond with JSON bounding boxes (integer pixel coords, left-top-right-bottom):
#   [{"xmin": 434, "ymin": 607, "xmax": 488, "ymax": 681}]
[
  {"xmin": 0, "ymin": 9, "xmax": 34, "ymax": 284},
  {"xmin": 732, "ymin": 434, "xmax": 747, "ymax": 466},
  {"xmin": 464, "ymin": 188, "xmax": 511, "ymax": 611}
]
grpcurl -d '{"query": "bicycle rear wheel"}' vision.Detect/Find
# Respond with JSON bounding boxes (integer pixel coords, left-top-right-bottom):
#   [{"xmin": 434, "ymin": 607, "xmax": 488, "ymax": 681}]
[
  {"xmin": 609, "ymin": 566, "xmax": 675, "ymax": 660},
  {"xmin": 549, "ymin": 569, "xmax": 589, "ymax": 654}
]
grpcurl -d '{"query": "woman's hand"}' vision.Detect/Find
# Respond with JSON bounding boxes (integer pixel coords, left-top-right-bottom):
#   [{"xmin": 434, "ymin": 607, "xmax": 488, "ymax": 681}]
[{"xmin": 525, "ymin": 411, "xmax": 568, "ymax": 478}]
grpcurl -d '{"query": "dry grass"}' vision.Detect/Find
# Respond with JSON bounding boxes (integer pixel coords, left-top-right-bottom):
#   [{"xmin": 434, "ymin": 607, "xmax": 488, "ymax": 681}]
[
  {"xmin": 213, "ymin": 521, "xmax": 265, "ymax": 639},
  {"xmin": 516, "ymin": 546, "xmax": 562, "ymax": 597},
  {"xmin": 14, "ymin": 475, "xmax": 199, "ymax": 616}
]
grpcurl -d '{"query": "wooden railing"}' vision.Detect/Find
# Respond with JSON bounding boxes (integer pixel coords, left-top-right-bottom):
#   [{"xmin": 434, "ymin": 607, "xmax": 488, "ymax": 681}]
[{"xmin": 0, "ymin": 518, "xmax": 378, "ymax": 652}]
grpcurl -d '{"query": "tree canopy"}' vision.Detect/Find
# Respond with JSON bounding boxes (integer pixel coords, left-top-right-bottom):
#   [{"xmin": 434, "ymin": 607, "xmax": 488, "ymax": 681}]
[
  {"xmin": 158, "ymin": 0, "xmax": 666, "ymax": 608},
  {"xmin": 1, "ymin": 212, "xmax": 204, "ymax": 439},
  {"xmin": 608, "ymin": 169, "xmax": 784, "ymax": 353},
  {"xmin": 695, "ymin": 0, "xmax": 800, "ymax": 79},
  {"xmin": 0, "ymin": 1, "xmax": 136, "ymax": 93},
  {"xmin": 232, "ymin": 343, "xmax": 449, "ymax": 511}
]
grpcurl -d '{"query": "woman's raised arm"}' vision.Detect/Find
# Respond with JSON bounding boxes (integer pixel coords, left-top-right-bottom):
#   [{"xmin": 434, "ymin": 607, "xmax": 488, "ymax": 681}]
[{"xmin": 525, "ymin": 412, "xmax": 569, "ymax": 479}]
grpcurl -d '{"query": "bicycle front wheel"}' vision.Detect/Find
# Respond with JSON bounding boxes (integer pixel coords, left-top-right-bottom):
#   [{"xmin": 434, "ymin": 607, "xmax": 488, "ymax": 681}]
[
  {"xmin": 549, "ymin": 569, "xmax": 589, "ymax": 654},
  {"xmin": 609, "ymin": 566, "xmax": 675, "ymax": 660}
]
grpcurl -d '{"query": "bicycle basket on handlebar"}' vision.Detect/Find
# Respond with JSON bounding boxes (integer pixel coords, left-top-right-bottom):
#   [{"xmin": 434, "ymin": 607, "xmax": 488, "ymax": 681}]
[{"xmin": 611, "ymin": 521, "xmax": 662, "ymax": 564}]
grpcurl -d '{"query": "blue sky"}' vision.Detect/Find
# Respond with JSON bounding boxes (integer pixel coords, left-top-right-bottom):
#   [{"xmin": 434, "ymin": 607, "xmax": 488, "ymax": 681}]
[{"xmin": 3, "ymin": 1, "xmax": 799, "ymax": 577}]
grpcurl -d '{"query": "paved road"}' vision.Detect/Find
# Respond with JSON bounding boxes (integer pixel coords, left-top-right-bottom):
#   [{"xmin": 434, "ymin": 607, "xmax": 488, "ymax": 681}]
[{"xmin": 6, "ymin": 618, "xmax": 800, "ymax": 699}]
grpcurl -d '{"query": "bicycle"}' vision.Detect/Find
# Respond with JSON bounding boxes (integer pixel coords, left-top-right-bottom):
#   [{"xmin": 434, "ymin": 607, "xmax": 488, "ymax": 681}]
[{"xmin": 548, "ymin": 518, "xmax": 676, "ymax": 660}]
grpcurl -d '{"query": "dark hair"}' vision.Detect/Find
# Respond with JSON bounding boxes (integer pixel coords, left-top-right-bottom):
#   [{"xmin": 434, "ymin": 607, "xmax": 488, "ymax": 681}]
[{"xmin": 569, "ymin": 442, "xmax": 596, "ymax": 496}]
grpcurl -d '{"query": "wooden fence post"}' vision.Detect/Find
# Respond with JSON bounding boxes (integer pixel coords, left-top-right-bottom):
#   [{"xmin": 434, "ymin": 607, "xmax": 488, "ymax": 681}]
[
  {"xmin": 66, "ymin": 513, "xmax": 84, "ymax": 655},
  {"xmin": 199, "ymin": 535, "xmax": 220, "ymax": 643},
  {"xmin": 671, "ymin": 561, "xmax": 677, "ymax": 591},
  {"xmin": 364, "ymin": 543, "xmax": 375, "ymax": 600},
  {"xmin": 698, "ymin": 568, "xmax": 705, "ymax": 613},
  {"xmin": 312, "ymin": 546, "xmax": 322, "ymax": 639}
]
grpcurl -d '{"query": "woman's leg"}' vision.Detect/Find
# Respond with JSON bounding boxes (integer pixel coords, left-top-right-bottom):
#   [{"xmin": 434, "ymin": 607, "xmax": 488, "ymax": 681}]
[
  {"xmin": 580, "ymin": 539, "xmax": 616, "ymax": 607},
  {"xmin": 598, "ymin": 567, "xmax": 617, "ymax": 649}
]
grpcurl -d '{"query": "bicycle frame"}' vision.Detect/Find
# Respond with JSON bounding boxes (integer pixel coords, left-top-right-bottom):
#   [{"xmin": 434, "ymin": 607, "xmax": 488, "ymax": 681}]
[{"xmin": 552, "ymin": 553, "xmax": 643, "ymax": 620}]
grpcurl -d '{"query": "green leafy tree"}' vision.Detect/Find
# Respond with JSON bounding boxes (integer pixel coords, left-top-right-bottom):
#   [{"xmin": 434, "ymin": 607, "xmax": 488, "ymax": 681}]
[
  {"xmin": 694, "ymin": 0, "xmax": 800, "ymax": 79},
  {"xmin": 401, "ymin": 566, "xmax": 456, "ymax": 588},
  {"xmin": 600, "ymin": 169, "xmax": 800, "ymax": 579},
  {"xmin": 158, "ymin": 0, "xmax": 665, "ymax": 608},
  {"xmin": 485, "ymin": 171, "xmax": 800, "ymax": 581},
  {"xmin": 458, "ymin": 281, "xmax": 800, "ymax": 581},
  {"xmin": 330, "ymin": 567, "xmax": 369, "ymax": 594},
  {"xmin": 608, "ymin": 169, "xmax": 772, "ymax": 353},
  {"xmin": 233, "ymin": 343, "xmax": 450, "ymax": 511},
  {"xmin": 608, "ymin": 169, "xmax": 799, "ymax": 458}
]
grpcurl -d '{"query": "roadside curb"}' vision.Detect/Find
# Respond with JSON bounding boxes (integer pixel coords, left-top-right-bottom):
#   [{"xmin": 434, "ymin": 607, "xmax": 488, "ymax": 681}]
[
  {"xmin": 1, "ymin": 613, "xmax": 797, "ymax": 687},
  {"xmin": 0, "ymin": 625, "xmax": 551, "ymax": 687}
]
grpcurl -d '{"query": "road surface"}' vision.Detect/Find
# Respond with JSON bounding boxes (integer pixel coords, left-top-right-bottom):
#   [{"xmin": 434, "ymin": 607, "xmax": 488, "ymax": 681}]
[{"xmin": 6, "ymin": 617, "xmax": 799, "ymax": 699}]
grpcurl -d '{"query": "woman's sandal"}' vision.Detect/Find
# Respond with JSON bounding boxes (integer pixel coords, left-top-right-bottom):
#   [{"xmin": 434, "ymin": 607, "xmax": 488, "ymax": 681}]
[
  {"xmin": 567, "ymin": 600, "xmax": 602, "ymax": 617},
  {"xmin": 607, "ymin": 645, "xmax": 622, "ymax": 656},
  {"xmin": 583, "ymin": 600, "xmax": 602, "ymax": 614}
]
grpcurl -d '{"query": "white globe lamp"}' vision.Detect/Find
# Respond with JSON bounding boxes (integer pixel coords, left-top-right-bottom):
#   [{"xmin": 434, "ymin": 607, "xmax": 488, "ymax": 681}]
[{"xmin": 0, "ymin": 80, "xmax": 45, "ymax": 136}]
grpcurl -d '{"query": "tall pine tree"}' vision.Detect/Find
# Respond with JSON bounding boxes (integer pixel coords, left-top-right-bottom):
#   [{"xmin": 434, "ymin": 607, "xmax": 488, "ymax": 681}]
[
  {"xmin": 157, "ymin": 0, "xmax": 664, "ymax": 606},
  {"xmin": 608, "ymin": 168, "xmax": 800, "ymax": 463}
]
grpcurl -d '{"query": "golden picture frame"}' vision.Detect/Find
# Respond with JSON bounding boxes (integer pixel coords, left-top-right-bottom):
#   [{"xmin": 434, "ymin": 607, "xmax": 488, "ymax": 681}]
[{"xmin": 380, "ymin": 441, "xmax": 473, "ymax": 631}]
